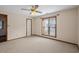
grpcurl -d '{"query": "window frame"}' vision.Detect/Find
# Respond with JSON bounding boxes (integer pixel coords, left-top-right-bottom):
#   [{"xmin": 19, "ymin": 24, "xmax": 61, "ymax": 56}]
[{"xmin": 41, "ymin": 16, "xmax": 57, "ymax": 38}]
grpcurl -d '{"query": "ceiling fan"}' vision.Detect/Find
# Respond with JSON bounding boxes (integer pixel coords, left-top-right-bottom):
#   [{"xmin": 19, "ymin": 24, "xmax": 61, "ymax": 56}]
[{"xmin": 21, "ymin": 5, "xmax": 42, "ymax": 15}]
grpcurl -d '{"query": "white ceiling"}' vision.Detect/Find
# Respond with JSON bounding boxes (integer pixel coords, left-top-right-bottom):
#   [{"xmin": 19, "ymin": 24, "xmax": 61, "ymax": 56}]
[{"xmin": 0, "ymin": 5, "xmax": 78, "ymax": 17}]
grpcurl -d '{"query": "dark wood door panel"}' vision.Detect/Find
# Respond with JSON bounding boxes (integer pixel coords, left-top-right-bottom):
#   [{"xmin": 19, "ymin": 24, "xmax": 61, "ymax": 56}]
[{"xmin": 0, "ymin": 14, "xmax": 7, "ymax": 42}]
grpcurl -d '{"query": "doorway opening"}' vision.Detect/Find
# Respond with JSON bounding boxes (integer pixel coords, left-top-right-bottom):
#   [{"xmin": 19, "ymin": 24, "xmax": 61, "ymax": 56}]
[{"xmin": 26, "ymin": 18, "xmax": 32, "ymax": 37}]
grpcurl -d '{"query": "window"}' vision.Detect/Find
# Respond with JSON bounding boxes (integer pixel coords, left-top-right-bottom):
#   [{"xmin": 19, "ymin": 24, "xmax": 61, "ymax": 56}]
[{"xmin": 42, "ymin": 16, "xmax": 57, "ymax": 37}]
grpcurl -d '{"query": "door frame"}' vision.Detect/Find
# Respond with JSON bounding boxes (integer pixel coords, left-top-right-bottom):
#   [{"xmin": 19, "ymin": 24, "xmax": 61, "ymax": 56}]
[
  {"xmin": 26, "ymin": 18, "xmax": 32, "ymax": 36},
  {"xmin": 0, "ymin": 14, "xmax": 8, "ymax": 41}
]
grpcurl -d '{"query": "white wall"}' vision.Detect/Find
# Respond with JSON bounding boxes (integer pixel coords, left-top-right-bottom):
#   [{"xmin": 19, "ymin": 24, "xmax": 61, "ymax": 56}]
[
  {"xmin": 77, "ymin": 7, "xmax": 79, "ymax": 46},
  {"xmin": 32, "ymin": 17, "xmax": 41, "ymax": 35},
  {"xmin": 0, "ymin": 11, "xmax": 26, "ymax": 40},
  {"xmin": 32, "ymin": 8, "xmax": 78, "ymax": 44}
]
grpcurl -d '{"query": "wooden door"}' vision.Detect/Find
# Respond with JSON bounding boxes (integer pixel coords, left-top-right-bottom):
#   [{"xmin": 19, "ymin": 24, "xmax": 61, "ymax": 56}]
[{"xmin": 0, "ymin": 14, "xmax": 7, "ymax": 42}]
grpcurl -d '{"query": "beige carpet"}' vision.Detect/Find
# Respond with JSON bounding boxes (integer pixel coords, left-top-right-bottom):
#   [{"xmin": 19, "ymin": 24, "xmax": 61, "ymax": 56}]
[{"xmin": 0, "ymin": 36, "xmax": 79, "ymax": 53}]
